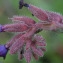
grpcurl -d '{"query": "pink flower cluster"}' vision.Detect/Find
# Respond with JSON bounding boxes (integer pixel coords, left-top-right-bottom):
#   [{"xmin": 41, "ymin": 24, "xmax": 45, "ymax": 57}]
[
  {"xmin": 5, "ymin": 16, "xmax": 46, "ymax": 63},
  {"xmin": 0, "ymin": 0, "xmax": 63, "ymax": 63}
]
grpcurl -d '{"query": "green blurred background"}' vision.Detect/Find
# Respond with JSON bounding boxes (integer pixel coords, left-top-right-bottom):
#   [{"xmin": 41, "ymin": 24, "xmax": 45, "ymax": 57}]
[{"xmin": 0, "ymin": 0, "xmax": 63, "ymax": 63}]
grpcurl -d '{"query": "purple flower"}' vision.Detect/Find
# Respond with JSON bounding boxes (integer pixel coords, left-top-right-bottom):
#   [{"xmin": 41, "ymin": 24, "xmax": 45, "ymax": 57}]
[
  {"xmin": 0, "ymin": 45, "xmax": 9, "ymax": 59},
  {"xmin": 0, "ymin": 24, "xmax": 3, "ymax": 32}
]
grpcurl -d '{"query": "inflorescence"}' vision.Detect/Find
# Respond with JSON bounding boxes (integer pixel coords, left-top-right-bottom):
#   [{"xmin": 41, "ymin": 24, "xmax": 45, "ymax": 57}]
[{"xmin": 0, "ymin": 0, "xmax": 63, "ymax": 63}]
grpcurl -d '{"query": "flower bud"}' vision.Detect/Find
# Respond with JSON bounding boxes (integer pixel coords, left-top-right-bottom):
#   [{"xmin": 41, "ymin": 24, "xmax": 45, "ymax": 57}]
[
  {"xmin": 9, "ymin": 16, "xmax": 36, "ymax": 26},
  {"xmin": 0, "ymin": 45, "xmax": 9, "ymax": 59},
  {"xmin": 28, "ymin": 4, "xmax": 48, "ymax": 21},
  {"xmin": 2, "ymin": 23, "xmax": 29, "ymax": 32}
]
